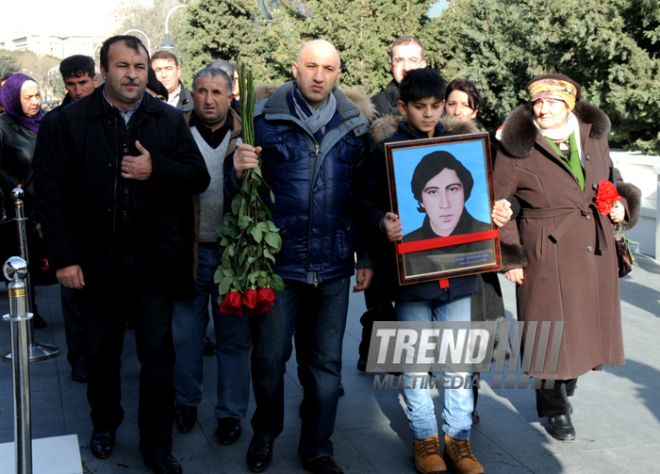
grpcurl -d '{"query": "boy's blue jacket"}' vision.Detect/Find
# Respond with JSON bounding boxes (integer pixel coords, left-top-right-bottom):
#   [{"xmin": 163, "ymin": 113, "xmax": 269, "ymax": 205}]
[{"xmin": 364, "ymin": 114, "xmax": 481, "ymax": 302}]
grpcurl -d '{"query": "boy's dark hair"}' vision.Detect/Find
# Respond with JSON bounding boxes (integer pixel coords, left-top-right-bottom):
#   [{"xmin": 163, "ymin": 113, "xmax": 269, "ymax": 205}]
[
  {"xmin": 399, "ymin": 68, "xmax": 446, "ymax": 104},
  {"xmin": 100, "ymin": 36, "xmax": 149, "ymax": 71},
  {"xmin": 152, "ymin": 50, "xmax": 179, "ymax": 66},
  {"xmin": 445, "ymin": 78, "xmax": 482, "ymax": 111},
  {"xmin": 59, "ymin": 55, "xmax": 96, "ymax": 80},
  {"xmin": 411, "ymin": 151, "xmax": 473, "ymax": 213}
]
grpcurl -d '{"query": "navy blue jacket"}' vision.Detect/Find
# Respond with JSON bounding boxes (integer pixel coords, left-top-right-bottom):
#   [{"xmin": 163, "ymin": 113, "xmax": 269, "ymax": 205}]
[
  {"xmin": 364, "ymin": 116, "xmax": 480, "ymax": 302},
  {"xmin": 227, "ymin": 81, "xmax": 371, "ymax": 284}
]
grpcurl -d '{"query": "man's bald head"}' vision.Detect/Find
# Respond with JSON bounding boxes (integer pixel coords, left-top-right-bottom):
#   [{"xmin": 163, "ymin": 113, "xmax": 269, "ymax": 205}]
[
  {"xmin": 296, "ymin": 40, "xmax": 341, "ymax": 69},
  {"xmin": 292, "ymin": 39, "xmax": 342, "ymax": 109}
]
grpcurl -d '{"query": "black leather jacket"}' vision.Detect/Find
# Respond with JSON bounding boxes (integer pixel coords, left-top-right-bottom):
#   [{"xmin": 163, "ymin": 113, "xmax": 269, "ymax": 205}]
[{"xmin": 0, "ymin": 112, "xmax": 41, "ymax": 220}]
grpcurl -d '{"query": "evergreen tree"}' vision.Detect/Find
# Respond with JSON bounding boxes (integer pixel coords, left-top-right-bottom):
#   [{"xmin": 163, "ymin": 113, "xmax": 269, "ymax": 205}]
[{"xmin": 432, "ymin": 0, "xmax": 660, "ymax": 154}]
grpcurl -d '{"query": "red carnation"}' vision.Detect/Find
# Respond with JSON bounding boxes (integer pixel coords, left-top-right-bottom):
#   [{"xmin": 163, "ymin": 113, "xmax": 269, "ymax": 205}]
[
  {"xmin": 219, "ymin": 291, "xmax": 244, "ymax": 316},
  {"xmin": 595, "ymin": 180, "xmax": 620, "ymax": 215},
  {"xmin": 256, "ymin": 287, "xmax": 276, "ymax": 314},
  {"xmin": 243, "ymin": 288, "xmax": 259, "ymax": 314}
]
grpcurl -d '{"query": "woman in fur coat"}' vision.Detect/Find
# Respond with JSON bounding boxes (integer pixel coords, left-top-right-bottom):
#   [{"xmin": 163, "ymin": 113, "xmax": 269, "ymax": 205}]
[{"xmin": 494, "ymin": 74, "xmax": 641, "ymax": 442}]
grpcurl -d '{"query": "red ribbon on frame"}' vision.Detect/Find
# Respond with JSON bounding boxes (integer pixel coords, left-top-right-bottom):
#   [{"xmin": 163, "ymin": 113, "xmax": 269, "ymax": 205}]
[{"xmin": 395, "ymin": 230, "xmax": 499, "ymax": 255}]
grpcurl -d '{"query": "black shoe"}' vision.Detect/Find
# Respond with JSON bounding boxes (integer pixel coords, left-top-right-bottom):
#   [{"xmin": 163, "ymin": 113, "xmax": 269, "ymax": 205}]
[
  {"xmin": 302, "ymin": 455, "xmax": 344, "ymax": 474},
  {"xmin": 33, "ymin": 312, "xmax": 47, "ymax": 329},
  {"xmin": 71, "ymin": 359, "xmax": 88, "ymax": 383},
  {"xmin": 215, "ymin": 417, "xmax": 241, "ymax": 445},
  {"xmin": 356, "ymin": 357, "xmax": 367, "ymax": 372},
  {"xmin": 174, "ymin": 403, "xmax": 197, "ymax": 433},
  {"xmin": 247, "ymin": 438, "xmax": 273, "ymax": 473},
  {"xmin": 90, "ymin": 429, "xmax": 116, "ymax": 459},
  {"xmin": 144, "ymin": 453, "xmax": 182, "ymax": 474},
  {"xmin": 547, "ymin": 414, "xmax": 576, "ymax": 442},
  {"xmin": 203, "ymin": 336, "xmax": 216, "ymax": 356}
]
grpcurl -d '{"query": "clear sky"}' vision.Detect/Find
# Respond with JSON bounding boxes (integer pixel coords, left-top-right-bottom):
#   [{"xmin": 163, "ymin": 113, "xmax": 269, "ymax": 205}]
[{"xmin": 5, "ymin": 0, "xmax": 153, "ymax": 37}]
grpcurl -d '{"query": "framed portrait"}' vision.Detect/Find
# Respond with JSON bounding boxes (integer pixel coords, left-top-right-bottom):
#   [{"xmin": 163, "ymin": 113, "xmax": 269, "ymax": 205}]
[{"xmin": 385, "ymin": 132, "xmax": 501, "ymax": 285}]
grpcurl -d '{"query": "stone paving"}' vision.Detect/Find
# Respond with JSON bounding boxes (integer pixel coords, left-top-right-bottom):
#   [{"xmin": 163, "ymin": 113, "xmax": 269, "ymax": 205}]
[{"xmin": 1, "ymin": 254, "xmax": 659, "ymax": 473}]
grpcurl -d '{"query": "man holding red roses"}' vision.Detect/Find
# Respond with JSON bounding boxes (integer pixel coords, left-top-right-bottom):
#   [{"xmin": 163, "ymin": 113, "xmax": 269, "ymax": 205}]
[{"xmin": 230, "ymin": 40, "xmax": 374, "ymax": 474}]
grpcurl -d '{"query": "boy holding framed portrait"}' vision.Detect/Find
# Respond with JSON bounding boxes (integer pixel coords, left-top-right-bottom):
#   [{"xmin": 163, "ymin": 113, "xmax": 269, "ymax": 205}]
[{"xmin": 363, "ymin": 68, "xmax": 512, "ymax": 474}]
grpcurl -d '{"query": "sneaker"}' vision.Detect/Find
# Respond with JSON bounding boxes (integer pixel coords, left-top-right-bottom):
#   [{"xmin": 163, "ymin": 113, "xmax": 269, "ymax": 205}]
[
  {"xmin": 412, "ymin": 435, "xmax": 447, "ymax": 474},
  {"xmin": 443, "ymin": 434, "xmax": 483, "ymax": 474}
]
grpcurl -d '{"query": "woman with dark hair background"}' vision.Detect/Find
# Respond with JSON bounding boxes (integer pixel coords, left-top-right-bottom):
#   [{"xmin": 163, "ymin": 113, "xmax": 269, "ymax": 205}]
[{"xmin": 443, "ymin": 78, "xmax": 507, "ymax": 423}]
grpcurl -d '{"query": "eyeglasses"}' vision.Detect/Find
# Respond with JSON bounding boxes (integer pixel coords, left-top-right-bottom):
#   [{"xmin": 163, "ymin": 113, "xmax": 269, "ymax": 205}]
[{"xmin": 392, "ymin": 57, "xmax": 422, "ymax": 66}]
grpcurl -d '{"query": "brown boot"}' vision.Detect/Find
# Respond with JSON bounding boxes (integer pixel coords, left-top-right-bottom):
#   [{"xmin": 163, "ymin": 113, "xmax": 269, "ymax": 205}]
[
  {"xmin": 412, "ymin": 435, "xmax": 447, "ymax": 474},
  {"xmin": 443, "ymin": 434, "xmax": 484, "ymax": 474}
]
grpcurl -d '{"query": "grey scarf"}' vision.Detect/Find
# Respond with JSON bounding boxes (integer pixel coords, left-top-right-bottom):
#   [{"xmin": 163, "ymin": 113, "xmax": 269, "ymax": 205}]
[{"xmin": 293, "ymin": 87, "xmax": 337, "ymax": 136}]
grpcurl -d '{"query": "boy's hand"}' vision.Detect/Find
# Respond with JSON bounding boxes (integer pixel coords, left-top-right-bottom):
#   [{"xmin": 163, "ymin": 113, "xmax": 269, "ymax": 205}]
[{"xmin": 381, "ymin": 212, "xmax": 403, "ymax": 242}]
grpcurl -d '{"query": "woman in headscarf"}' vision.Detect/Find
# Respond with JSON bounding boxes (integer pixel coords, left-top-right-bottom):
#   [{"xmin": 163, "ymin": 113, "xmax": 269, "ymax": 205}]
[
  {"xmin": 494, "ymin": 74, "xmax": 641, "ymax": 442},
  {"xmin": 0, "ymin": 73, "xmax": 47, "ymax": 327}
]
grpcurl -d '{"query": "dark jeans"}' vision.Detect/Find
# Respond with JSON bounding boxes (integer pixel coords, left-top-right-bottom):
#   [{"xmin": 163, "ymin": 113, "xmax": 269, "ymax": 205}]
[
  {"xmin": 80, "ymin": 242, "xmax": 176, "ymax": 457},
  {"xmin": 359, "ymin": 275, "xmax": 393, "ymax": 360},
  {"xmin": 250, "ymin": 276, "xmax": 350, "ymax": 463},
  {"xmin": 536, "ymin": 378, "xmax": 577, "ymax": 418},
  {"xmin": 61, "ymin": 285, "xmax": 85, "ymax": 369}
]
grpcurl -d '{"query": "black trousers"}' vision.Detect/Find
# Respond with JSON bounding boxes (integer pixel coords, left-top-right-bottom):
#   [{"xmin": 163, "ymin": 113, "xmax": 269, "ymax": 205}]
[
  {"xmin": 61, "ymin": 285, "xmax": 85, "ymax": 368},
  {"xmin": 80, "ymin": 242, "xmax": 176, "ymax": 456},
  {"xmin": 535, "ymin": 378, "xmax": 577, "ymax": 418}
]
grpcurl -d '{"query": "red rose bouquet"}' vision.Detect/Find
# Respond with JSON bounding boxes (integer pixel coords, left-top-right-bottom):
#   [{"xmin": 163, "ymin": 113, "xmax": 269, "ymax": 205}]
[{"xmin": 215, "ymin": 65, "xmax": 284, "ymax": 316}]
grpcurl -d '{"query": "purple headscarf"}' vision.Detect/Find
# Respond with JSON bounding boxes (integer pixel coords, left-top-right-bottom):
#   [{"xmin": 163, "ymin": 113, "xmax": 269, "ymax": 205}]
[{"xmin": 0, "ymin": 73, "xmax": 43, "ymax": 134}]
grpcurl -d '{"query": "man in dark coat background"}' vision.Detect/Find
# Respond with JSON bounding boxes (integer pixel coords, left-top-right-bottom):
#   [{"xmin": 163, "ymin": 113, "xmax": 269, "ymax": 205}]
[
  {"xmin": 37, "ymin": 35, "xmax": 210, "ymax": 474},
  {"xmin": 371, "ymin": 36, "xmax": 427, "ymax": 117},
  {"xmin": 33, "ymin": 54, "xmax": 98, "ymax": 382}
]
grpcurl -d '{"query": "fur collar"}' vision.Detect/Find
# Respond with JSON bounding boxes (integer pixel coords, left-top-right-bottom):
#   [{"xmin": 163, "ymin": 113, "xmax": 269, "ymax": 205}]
[
  {"xmin": 253, "ymin": 83, "xmax": 375, "ymax": 121},
  {"xmin": 369, "ymin": 114, "xmax": 479, "ymax": 146},
  {"xmin": 499, "ymin": 100, "xmax": 611, "ymax": 159}
]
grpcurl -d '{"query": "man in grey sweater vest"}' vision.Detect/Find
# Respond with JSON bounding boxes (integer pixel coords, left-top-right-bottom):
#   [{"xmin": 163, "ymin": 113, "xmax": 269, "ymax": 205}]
[{"xmin": 172, "ymin": 67, "xmax": 250, "ymax": 446}]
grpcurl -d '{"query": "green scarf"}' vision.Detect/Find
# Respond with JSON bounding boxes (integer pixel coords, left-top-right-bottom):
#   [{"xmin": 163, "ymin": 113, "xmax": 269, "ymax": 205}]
[{"xmin": 545, "ymin": 132, "xmax": 584, "ymax": 191}]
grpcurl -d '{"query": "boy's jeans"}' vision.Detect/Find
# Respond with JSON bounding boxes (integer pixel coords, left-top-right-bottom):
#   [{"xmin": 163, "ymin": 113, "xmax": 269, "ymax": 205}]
[{"xmin": 396, "ymin": 296, "xmax": 473, "ymax": 440}]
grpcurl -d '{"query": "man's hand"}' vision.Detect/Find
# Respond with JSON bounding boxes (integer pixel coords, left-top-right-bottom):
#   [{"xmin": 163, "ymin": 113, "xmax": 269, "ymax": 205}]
[
  {"xmin": 56, "ymin": 264, "xmax": 85, "ymax": 289},
  {"xmin": 381, "ymin": 212, "xmax": 403, "ymax": 242},
  {"xmin": 234, "ymin": 143, "xmax": 261, "ymax": 180},
  {"xmin": 36, "ymin": 223, "xmax": 43, "ymax": 239},
  {"xmin": 353, "ymin": 268, "xmax": 374, "ymax": 292},
  {"xmin": 492, "ymin": 199, "xmax": 513, "ymax": 228},
  {"xmin": 504, "ymin": 267, "xmax": 524, "ymax": 285},
  {"xmin": 121, "ymin": 140, "xmax": 153, "ymax": 180}
]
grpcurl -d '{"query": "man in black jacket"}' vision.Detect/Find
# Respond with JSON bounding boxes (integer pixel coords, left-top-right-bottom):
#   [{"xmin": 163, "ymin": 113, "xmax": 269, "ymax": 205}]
[
  {"xmin": 371, "ymin": 36, "xmax": 427, "ymax": 117},
  {"xmin": 33, "ymin": 54, "xmax": 98, "ymax": 381},
  {"xmin": 152, "ymin": 50, "xmax": 193, "ymax": 111},
  {"xmin": 38, "ymin": 36, "xmax": 210, "ymax": 474}
]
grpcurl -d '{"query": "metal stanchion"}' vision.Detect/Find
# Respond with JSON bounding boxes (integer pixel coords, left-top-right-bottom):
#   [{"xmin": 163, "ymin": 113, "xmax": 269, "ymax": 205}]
[
  {"xmin": 3, "ymin": 256, "xmax": 33, "ymax": 474},
  {"xmin": 1, "ymin": 188, "xmax": 60, "ymax": 362}
]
